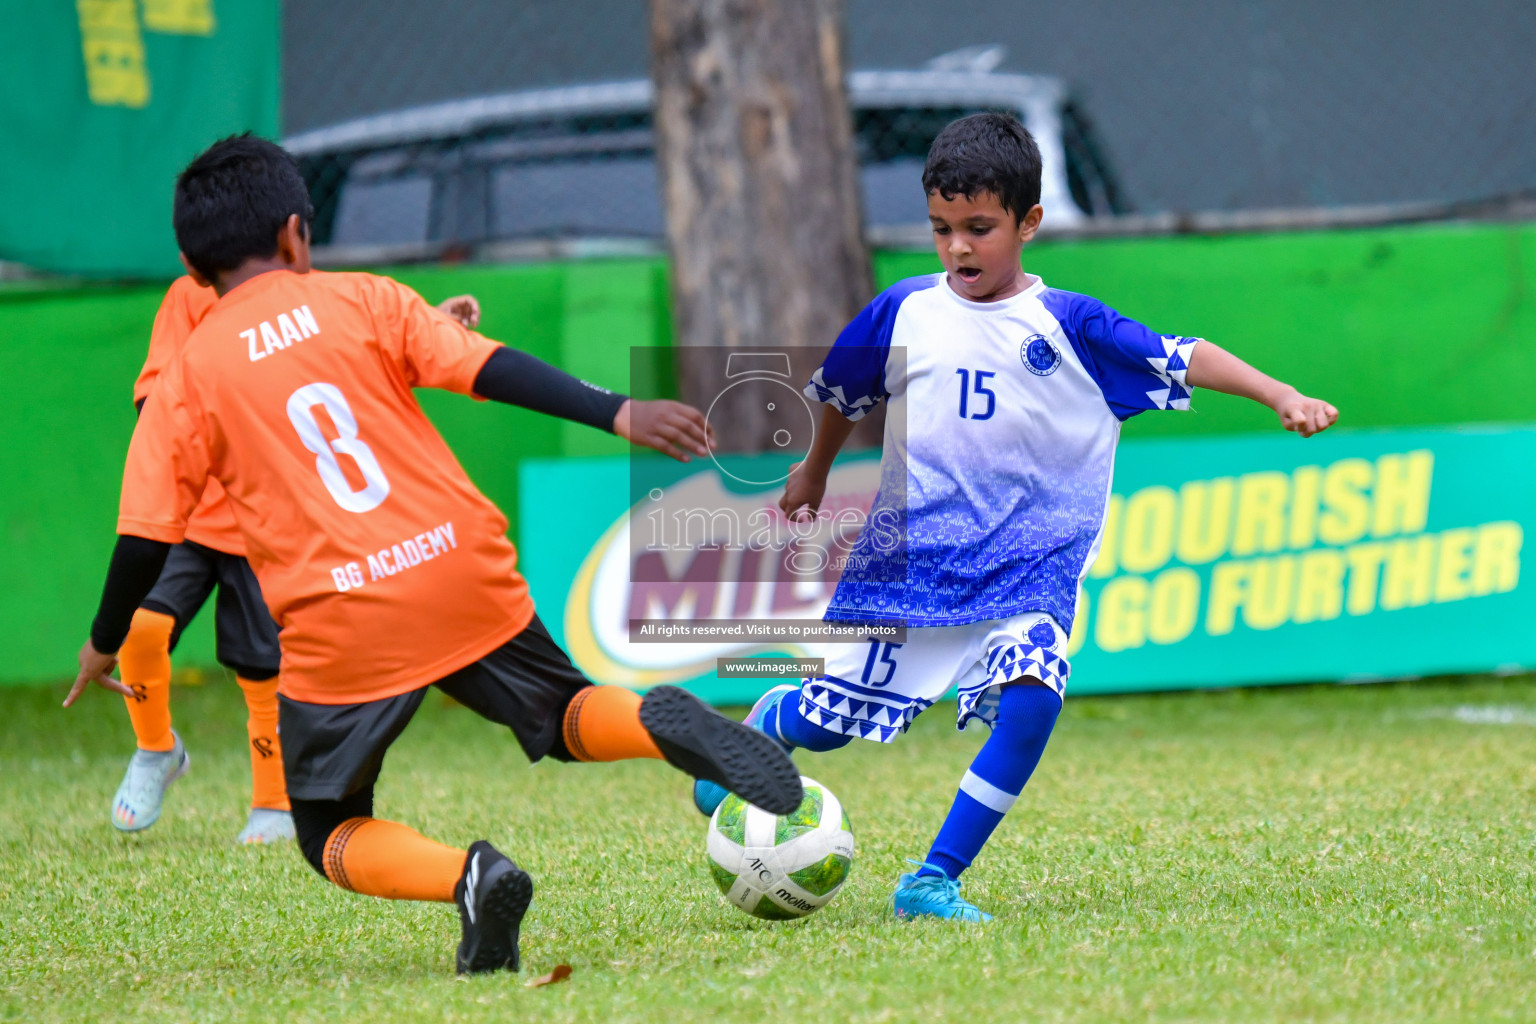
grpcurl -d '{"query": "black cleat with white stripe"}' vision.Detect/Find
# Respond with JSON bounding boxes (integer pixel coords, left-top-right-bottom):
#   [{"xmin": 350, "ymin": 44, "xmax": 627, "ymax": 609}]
[
  {"xmin": 454, "ymin": 840, "xmax": 533, "ymax": 975},
  {"xmin": 639, "ymin": 685, "xmax": 804, "ymax": 816}
]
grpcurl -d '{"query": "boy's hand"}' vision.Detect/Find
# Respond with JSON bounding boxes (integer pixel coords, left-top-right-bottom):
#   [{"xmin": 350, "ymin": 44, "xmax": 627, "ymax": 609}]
[
  {"xmin": 1186, "ymin": 341, "xmax": 1338, "ymax": 438},
  {"xmin": 437, "ymin": 294, "xmax": 481, "ymax": 329},
  {"xmin": 1274, "ymin": 389, "xmax": 1338, "ymax": 438},
  {"xmin": 64, "ymin": 640, "xmax": 132, "ymax": 707},
  {"xmin": 614, "ymin": 399, "xmax": 713, "ymax": 462},
  {"xmin": 779, "ymin": 406, "xmax": 855, "ymax": 522},
  {"xmin": 780, "ymin": 461, "xmax": 829, "ymax": 523}
]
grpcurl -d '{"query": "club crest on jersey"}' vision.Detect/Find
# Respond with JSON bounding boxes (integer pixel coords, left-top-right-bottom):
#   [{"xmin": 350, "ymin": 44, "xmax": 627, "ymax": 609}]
[{"xmin": 1021, "ymin": 334, "xmax": 1061, "ymax": 376}]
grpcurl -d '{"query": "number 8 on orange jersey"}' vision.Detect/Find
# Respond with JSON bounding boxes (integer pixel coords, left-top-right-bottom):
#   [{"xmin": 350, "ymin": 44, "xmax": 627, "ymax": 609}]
[{"xmin": 285, "ymin": 382, "xmax": 391, "ymax": 513}]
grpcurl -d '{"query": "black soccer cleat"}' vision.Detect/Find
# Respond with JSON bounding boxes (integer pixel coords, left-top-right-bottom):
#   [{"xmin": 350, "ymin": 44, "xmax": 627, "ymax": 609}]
[
  {"xmin": 639, "ymin": 685, "xmax": 804, "ymax": 816},
  {"xmin": 454, "ymin": 840, "xmax": 533, "ymax": 975}
]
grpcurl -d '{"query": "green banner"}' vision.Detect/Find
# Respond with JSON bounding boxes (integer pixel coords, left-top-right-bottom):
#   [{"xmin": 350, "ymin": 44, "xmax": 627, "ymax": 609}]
[
  {"xmin": 0, "ymin": 0, "xmax": 279, "ymax": 277},
  {"xmin": 521, "ymin": 426, "xmax": 1534, "ymax": 704}
]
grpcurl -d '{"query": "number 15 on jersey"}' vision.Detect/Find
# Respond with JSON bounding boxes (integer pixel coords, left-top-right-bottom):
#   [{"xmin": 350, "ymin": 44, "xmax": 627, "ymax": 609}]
[{"xmin": 955, "ymin": 368, "xmax": 996, "ymax": 420}]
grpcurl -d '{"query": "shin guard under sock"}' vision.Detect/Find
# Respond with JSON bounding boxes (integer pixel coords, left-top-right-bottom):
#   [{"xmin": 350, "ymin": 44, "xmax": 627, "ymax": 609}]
[
  {"xmin": 321, "ymin": 817, "xmax": 465, "ymax": 902},
  {"xmin": 562, "ymin": 685, "xmax": 663, "ymax": 762},
  {"xmin": 920, "ymin": 682, "xmax": 1062, "ymax": 880},
  {"xmin": 118, "ymin": 609, "xmax": 176, "ymax": 752},
  {"xmin": 236, "ymin": 676, "xmax": 290, "ymax": 811}
]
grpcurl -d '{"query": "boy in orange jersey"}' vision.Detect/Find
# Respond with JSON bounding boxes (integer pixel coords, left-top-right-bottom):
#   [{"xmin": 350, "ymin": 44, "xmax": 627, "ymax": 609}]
[
  {"xmin": 67, "ymin": 135, "xmax": 800, "ymax": 975},
  {"xmin": 112, "ymin": 276, "xmax": 482, "ymax": 844}
]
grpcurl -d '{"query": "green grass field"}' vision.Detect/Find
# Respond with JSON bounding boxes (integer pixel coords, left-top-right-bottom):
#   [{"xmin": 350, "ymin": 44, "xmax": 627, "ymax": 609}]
[{"xmin": 3, "ymin": 675, "xmax": 1534, "ymax": 1023}]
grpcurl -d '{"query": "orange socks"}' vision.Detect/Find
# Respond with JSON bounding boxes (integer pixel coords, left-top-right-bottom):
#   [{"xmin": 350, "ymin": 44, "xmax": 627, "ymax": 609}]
[
  {"xmin": 561, "ymin": 685, "xmax": 663, "ymax": 762},
  {"xmin": 118, "ymin": 613, "xmax": 290, "ymax": 813},
  {"xmin": 315, "ymin": 687, "xmax": 665, "ymax": 903},
  {"xmin": 118, "ymin": 609, "xmax": 176, "ymax": 752},
  {"xmin": 237, "ymin": 676, "xmax": 290, "ymax": 811},
  {"xmin": 322, "ymin": 818, "xmax": 465, "ymax": 902}
]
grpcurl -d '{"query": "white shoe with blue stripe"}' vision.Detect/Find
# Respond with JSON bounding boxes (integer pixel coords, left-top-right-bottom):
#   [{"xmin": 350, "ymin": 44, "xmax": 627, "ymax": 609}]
[{"xmin": 691, "ymin": 684, "xmax": 797, "ymax": 815}]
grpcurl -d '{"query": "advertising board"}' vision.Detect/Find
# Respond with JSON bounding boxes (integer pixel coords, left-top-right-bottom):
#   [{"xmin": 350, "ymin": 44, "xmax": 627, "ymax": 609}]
[{"xmin": 522, "ymin": 425, "xmax": 1532, "ymax": 704}]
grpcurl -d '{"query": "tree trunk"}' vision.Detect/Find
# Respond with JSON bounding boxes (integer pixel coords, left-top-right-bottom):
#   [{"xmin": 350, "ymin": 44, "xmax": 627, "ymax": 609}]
[{"xmin": 650, "ymin": 0, "xmax": 876, "ymax": 452}]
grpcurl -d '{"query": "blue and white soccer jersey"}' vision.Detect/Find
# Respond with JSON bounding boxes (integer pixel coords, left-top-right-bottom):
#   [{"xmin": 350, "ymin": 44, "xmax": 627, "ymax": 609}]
[
  {"xmin": 801, "ymin": 613, "xmax": 1070, "ymax": 741},
  {"xmin": 800, "ymin": 272, "xmax": 1198, "ymax": 739}
]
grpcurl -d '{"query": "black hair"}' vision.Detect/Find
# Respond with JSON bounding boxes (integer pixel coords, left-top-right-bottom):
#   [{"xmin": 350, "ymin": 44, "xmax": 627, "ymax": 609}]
[
  {"xmin": 921, "ymin": 112, "xmax": 1042, "ymax": 223},
  {"xmin": 173, "ymin": 134, "xmax": 314, "ymax": 281}
]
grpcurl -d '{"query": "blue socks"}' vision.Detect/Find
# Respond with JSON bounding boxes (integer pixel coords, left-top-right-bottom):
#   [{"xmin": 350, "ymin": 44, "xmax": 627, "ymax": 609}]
[
  {"xmin": 920, "ymin": 683, "xmax": 1061, "ymax": 880},
  {"xmin": 765, "ymin": 691, "xmax": 852, "ymax": 752}
]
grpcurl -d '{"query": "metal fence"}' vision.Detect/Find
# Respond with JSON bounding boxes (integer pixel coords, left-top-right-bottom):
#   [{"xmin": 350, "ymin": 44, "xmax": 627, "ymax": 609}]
[{"xmin": 282, "ymin": 0, "xmax": 1536, "ymax": 259}]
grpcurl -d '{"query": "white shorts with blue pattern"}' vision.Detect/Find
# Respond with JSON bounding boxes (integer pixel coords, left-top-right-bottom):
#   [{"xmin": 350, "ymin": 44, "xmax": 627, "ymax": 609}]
[{"xmin": 798, "ymin": 612, "xmax": 1070, "ymax": 742}]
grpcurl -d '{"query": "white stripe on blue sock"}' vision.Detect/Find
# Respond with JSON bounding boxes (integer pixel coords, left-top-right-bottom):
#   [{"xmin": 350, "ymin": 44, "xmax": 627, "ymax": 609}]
[
  {"xmin": 768, "ymin": 693, "xmax": 789, "ymax": 745},
  {"xmin": 958, "ymin": 769, "xmax": 1019, "ymax": 814}
]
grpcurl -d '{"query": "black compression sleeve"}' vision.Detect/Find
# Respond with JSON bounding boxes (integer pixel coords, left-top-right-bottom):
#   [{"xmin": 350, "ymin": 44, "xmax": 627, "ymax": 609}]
[
  {"xmin": 471, "ymin": 346, "xmax": 628, "ymax": 432},
  {"xmin": 90, "ymin": 535, "xmax": 172, "ymax": 654}
]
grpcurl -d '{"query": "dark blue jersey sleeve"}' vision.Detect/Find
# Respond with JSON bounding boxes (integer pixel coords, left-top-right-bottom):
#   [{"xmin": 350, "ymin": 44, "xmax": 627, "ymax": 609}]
[
  {"xmin": 1040, "ymin": 288, "xmax": 1201, "ymax": 420},
  {"xmin": 805, "ymin": 275, "xmax": 938, "ymax": 420}
]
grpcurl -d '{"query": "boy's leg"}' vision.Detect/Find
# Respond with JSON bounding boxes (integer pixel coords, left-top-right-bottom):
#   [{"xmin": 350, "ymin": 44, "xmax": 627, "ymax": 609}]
[
  {"xmin": 918, "ymin": 680, "xmax": 1061, "ymax": 882},
  {"xmin": 235, "ymin": 675, "xmax": 288, "ymax": 810},
  {"xmin": 440, "ymin": 615, "xmax": 802, "ymax": 814},
  {"xmin": 289, "ymin": 787, "xmax": 463, "ymax": 901},
  {"xmin": 118, "ymin": 608, "xmax": 177, "ymax": 752},
  {"xmin": 897, "ymin": 614, "xmax": 1069, "ymax": 922},
  {"xmin": 110, "ymin": 543, "xmax": 215, "ymax": 831},
  {"xmin": 563, "ymin": 680, "xmax": 824, "ymax": 777},
  {"xmin": 764, "ymin": 687, "xmax": 856, "ymax": 751},
  {"xmin": 558, "ymin": 683, "xmax": 662, "ymax": 761},
  {"xmin": 234, "ymin": 672, "xmax": 295, "ymax": 844},
  {"xmin": 211, "ymin": 550, "xmax": 293, "ymax": 842},
  {"xmin": 279, "ymin": 685, "xmax": 531, "ymax": 974},
  {"xmin": 111, "ymin": 610, "xmax": 188, "ymax": 831},
  {"xmin": 275, "ymin": 614, "xmax": 800, "ymax": 974}
]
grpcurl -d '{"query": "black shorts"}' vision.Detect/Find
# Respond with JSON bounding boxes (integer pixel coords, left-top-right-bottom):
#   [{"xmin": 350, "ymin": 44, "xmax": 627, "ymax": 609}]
[
  {"xmin": 277, "ymin": 614, "xmax": 591, "ymax": 801},
  {"xmin": 142, "ymin": 539, "xmax": 282, "ymax": 679}
]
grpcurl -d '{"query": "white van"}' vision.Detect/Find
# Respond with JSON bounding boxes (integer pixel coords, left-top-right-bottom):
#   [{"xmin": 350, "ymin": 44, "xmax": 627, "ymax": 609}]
[{"xmin": 286, "ymin": 66, "xmax": 1125, "ymax": 259}]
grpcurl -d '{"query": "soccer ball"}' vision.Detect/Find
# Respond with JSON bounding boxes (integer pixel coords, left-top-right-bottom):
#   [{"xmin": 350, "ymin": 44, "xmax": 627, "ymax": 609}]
[{"xmin": 706, "ymin": 775, "xmax": 855, "ymax": 920}]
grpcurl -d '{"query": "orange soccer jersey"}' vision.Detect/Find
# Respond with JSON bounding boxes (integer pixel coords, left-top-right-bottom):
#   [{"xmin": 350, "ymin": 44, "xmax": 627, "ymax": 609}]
[
  {"xmin": 134, "ymin": 276, "xmax": 244, "ymax": 556},
  {"xmin": 119, "ymin": 270, "xmax": 534, "ymax": 704}
]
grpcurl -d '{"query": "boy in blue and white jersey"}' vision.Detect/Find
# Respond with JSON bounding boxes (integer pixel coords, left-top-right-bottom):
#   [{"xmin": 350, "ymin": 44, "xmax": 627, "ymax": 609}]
[{"xmin": 694, "ymin": 113, "xmax": 1338, "ymax": 921}]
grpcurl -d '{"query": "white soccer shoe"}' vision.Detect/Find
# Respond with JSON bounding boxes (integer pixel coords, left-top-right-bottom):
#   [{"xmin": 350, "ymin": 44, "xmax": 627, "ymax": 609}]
[
  {"xmin": 110, "ymin": 732, "xmax": 189, "ymax": 832},
  {"xmin": 237, "ymin": 807, "xmax": 296, "ymax": 845}
]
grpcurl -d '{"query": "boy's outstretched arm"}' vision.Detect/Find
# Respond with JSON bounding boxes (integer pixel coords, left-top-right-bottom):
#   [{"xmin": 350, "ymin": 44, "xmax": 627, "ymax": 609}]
[
  {"xmin": 1185, "ymin": 340, "xmax": 1338, "ymax": 437},
  {"xmin": 780, "ymin": 406, "xmax": 858, "ymax": 522},
  {"xmin": 472, "ymin": 346, "xmax": 710, "ymax": 462}
]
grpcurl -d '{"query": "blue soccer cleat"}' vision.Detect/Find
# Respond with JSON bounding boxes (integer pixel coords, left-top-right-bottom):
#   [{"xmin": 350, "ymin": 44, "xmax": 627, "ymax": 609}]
[
  {"xmin": 892, "ymin": 861, "xmax": 993, "ymax": 923},
  {"xmin": 110, "ymin": 731, "xmax": 189, "ymax": 832},
  {"xmin": 692, "ymin": 683, "xmax": 797, "ymax": 815}
]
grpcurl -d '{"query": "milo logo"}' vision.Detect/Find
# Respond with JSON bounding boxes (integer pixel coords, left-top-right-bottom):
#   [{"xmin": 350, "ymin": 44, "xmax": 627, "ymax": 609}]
[{"xmin": 564, "ymin": 459, "xmax": 889, "ymax": 687}]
